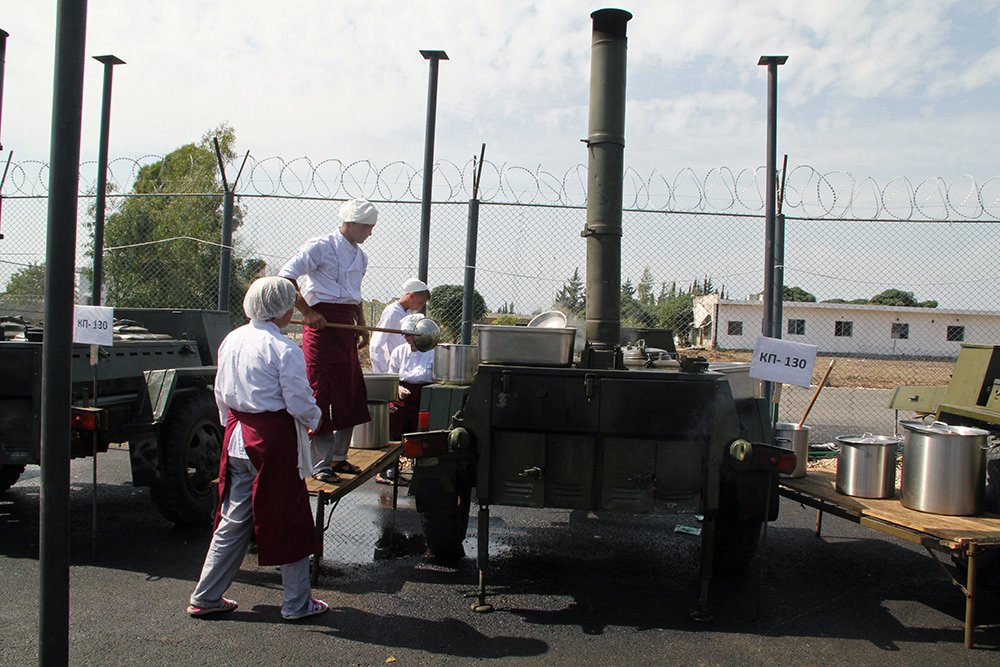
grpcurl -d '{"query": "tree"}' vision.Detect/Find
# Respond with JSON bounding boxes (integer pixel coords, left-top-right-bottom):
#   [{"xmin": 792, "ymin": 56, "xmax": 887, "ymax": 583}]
[
  {"xmin": 553, "ymin": 268, "xmax": 585, "ymax": 317},
  {"xmin": 868, "ymin": 289, "xmax": 919, "ymax": 307},
  {"xmin": 98, "ymin": 124, "xmax": 260, "ymax": 324},
  {"xmin": 3, "ymin": 262, "xmax": 47, "ymax": 300},
  {"xmin": 783, "ymin": 285, "xmax": 816, "ymax": 302},
  {"xmin": 636, "ymin": 267, "xmax": 655, "ymax": 307},
  {"xmin": 427, "ymin": 284, "xmax": 487, "ymax": 343}
]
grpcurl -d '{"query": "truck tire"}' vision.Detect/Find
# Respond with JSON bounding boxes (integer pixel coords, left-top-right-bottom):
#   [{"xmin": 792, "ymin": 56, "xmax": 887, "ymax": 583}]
[
  {"xmin": 420, "ymin": 481, "xmax": 472, "ymax": 562},
  {"xmin": 150, "ymin": 391, "xmax": 222, "ymax": 526},
  {"xmin": 0, "ymin": 464, "xmax": 25, "ymax": 493}
]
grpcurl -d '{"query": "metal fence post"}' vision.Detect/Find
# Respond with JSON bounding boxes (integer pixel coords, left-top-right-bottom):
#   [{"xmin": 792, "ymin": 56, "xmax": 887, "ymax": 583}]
[
  {"xmin": 418, "ymin": 50, "xmax": 448, "ymax": 285},
  {"xmin": 90, "ymin": 54, "xmax": 124, "ymax": 306}
]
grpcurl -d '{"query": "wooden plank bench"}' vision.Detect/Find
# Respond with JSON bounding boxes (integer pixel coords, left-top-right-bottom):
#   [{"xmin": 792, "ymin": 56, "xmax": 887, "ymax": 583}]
[
  {"xmin": 305, "ymin": 441, "xmax": 405, "ymax": 583},
  {"xmin": 779, "ymin": 469, "xmax": 1000, "ymax": 648}
]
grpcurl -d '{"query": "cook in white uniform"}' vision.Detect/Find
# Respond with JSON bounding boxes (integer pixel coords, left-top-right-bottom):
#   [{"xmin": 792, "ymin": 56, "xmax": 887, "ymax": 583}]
[
  {"xmin": 188, "ymin": 277, "xmax": 328, "ymax": 621},
  {"xmin": 369, "ymin": 277, "xmax": 431, "ymax": 373},
  {"xmin": 277, "ymin": 199, "xmax": 377, "ymax": 483}
]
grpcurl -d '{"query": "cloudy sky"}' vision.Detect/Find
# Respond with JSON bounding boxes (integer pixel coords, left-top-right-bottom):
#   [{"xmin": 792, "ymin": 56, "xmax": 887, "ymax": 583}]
[{"xmin": 4, "ymin": 0, "xmax": 1000, "ymax": 191}]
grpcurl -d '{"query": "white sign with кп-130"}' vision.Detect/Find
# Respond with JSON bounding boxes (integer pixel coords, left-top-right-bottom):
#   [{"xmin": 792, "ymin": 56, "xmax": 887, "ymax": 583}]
[
  {"xmin": 73, "ymin": 305, "xmax": 114, "ymax": 346},
  {"xmin": 749, "ymin": 336, "xmax": 817, "ymax": 388}
]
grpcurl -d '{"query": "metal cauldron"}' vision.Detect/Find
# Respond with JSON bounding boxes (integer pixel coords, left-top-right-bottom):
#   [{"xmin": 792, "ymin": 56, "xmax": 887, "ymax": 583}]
[
  {"xmin": 774, "ymin": 422, "xmax": 809, "ymax": 478},
  {"xmin": 433, "ymin": 344, "xmax": 479, "ymax": 385},
  {"xmin": 835, "ymin": 433, "xmax": 901, "ymax": 499},
  {"xmin": 900, "ymin": 420, "xmax": 989, "ymax": 516}
]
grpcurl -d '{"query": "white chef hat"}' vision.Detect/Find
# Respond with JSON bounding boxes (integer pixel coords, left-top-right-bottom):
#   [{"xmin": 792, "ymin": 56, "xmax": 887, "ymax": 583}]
[
  {"xmin": 338, "ymin": 198, "xmax": 378, "ymax": 225},
  {"xmin": 399, "ymin": 312, "xmax": 425, "ymax": 334},
  {"xmin": 401, "ymin": 277, "xmax": 430, "ymax": 294},
  {"xmin": 243, "ymin": 276, "xmax": 296, "ymax": 321}
]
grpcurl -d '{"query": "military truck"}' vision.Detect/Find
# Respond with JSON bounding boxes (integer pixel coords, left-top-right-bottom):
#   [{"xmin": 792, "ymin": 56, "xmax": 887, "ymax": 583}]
[{"xmin": 0, "ymin": 308, "xmax": 228, "ymax": 525}]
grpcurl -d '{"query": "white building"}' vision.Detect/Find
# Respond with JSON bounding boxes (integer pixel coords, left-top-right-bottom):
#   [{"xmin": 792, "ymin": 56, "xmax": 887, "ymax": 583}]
[{"xmin": 692, "ymin": 294, "xmax": 1000, "ymax": 359}]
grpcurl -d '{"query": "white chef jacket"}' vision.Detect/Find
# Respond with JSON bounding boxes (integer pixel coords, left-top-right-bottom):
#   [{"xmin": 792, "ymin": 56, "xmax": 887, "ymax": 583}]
[
  {"xmin": 387, "ymin": 343, "xmax": 435, "ymax": 384},
  {"xmin": 214, "ymin": 320, "xmax": 322, "ymax": 461},
  {"xmin": 369, "ymin": 301, "xmax": 407, "ymax": 373},
  {"xmin": 277, "ymin": 229, "xmax": 368, "ymax": 306}
]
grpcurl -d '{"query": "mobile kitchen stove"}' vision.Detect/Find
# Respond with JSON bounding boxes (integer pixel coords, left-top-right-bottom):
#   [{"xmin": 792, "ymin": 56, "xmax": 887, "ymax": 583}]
[{"xmin": 406, "ymin": 8, "xmax": 795, "ymax": 619}]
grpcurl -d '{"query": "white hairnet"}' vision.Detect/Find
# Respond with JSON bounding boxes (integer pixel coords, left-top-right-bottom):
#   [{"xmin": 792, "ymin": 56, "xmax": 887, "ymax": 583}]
[
  {"xmin": 399, "ymin": 313, "xmax": 425, "ymax": 334},
  {"xmin": 338, "ymin": 199, "xmax": 378, "ymax": 225},
  {"xmin": 401, "ymin": 277, "xmax": 429, "ymax": 294},
  {"xmin": 243, "ymin": 277, "xmax": 297, "ymax": 321}
]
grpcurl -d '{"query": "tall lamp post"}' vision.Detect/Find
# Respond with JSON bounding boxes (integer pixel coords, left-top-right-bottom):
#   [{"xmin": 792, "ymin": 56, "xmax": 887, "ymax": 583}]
[
  {"xmin": 417, "ymin": 49, "xmax": 447, "ymax": 285},
  {"xmin": 757, "ymin": 55, "xmax": 788, "ymax": 417},
  {"xmin": 91, "ymin": 54, "xmax": 124, "ymax": 306}
]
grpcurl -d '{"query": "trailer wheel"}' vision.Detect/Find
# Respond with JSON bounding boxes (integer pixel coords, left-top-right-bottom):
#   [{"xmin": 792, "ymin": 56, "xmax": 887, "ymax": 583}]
[
  {"xmin": 713, "ymin": 516, "xmax": 762, "ymax": 575},
  {"xmin": 420, "ymin": 481, "xmax": 472, "ymax": 562},
  {"xmin": 0, "ymin": 464, "xmax": 26, "ymax": 493},
  {"xmin": 151, "ymin": 391, "xmax": 222, "ymax": 526}
]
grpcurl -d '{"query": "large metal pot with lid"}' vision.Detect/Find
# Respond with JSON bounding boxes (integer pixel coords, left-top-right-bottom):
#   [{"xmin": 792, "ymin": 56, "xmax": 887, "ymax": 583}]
[
  {"xmin": 899, "ymin": 420, "xmax": 989, "ymax": 516},
  {"xmin": 835, "ymin": 433, "xmax": 901, "ymax": 499}
]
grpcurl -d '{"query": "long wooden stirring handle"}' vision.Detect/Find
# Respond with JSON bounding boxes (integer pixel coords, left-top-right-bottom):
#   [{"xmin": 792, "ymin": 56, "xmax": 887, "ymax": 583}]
[
  {"xmin": 289, "ymin": 319, "xmax": 405, "ymax": 335},
  {"xmin": 799, "ymin": 359, "xmax": 835, "ymax": 428}
]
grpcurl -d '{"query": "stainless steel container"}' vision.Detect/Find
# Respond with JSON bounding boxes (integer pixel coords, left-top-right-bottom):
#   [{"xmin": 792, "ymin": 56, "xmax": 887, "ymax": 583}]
[
  {"xmin": 835, "ymin": 433, "xmax": 901, "ymax": 498},
  {"xmin": 363, "ymin": 373, "xmax": 399, "ymax": 403},
  {"xmin": 900, "ymin": 420, "xmax": 989, "ymax": 516},
  {"xmin": 351, "ymin": 401, "xmax": 389, "ymax": 449},
  {"xmin": 433, "ymin": 344, "xmax": 479, "ymax": 385},
  {"xmin": 708, "ymin": 362, "xmax": 760, "ymax": 400},
  {"xmin": 476, "ymin": 325, "xmax": 575, "ymax": 366},
  {"xmin": 774, "ymin": 422, "xmax": 810, "ymax": 478}
]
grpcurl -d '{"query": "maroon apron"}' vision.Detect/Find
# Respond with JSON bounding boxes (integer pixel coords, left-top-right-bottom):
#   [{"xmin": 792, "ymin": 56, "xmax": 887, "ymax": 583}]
[
  {"xmin": 301, "ymin": 302, "xmax": 370, "ymax": 434},
  {"xmin": 216, "ymin": 409, "xmax": 319, "ymax": 566},
  {"xmin": 389, "ymin": 381, "xmax": 426, "ymax": 440}
]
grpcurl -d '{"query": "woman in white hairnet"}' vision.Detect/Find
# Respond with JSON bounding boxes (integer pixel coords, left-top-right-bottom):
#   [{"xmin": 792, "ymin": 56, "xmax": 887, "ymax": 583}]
[{"xmin": 187, "ymin": 277, "xmax": 328, "ymax": 621}]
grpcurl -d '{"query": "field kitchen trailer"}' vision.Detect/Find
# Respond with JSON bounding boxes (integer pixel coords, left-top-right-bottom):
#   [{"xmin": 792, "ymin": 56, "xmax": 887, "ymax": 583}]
[{"xmin": 405, "ymin": 8, "xmax": 796, "ymax": 620}]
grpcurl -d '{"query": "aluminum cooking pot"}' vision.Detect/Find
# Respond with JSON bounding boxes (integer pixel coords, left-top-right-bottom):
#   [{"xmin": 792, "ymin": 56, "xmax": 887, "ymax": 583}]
[
  {"xmin": 433, "ymin": 344, "xmax": 479, "ymax": 385},
  {"xmin": 899, "ymin": 420, "xmax": 989, "ymax": 516},
  {"xmin": 835, "ymin": 433, "xmax": 901, "ymax": 499}
]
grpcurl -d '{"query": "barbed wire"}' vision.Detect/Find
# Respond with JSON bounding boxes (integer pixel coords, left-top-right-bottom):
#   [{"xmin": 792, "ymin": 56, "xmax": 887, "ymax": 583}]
[{"xmin": 2, "ymin": 156, "xmax": 1000, "ymax": 221}]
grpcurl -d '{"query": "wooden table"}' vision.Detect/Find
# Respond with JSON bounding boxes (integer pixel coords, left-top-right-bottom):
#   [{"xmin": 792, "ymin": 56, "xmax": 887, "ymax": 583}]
[
  {"xmin": 778, "ymin": 470, "xmax": 1000, "ymax": 649},
  {"xmin": 305, "ymin": 441, "xmax": 404, "ymax": 583}
]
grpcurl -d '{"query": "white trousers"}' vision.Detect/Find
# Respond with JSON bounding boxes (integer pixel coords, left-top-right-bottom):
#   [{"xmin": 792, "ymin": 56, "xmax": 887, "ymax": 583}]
[
  {"xmin": 311, "ymin": 427, "xmax": 352, "ymax": 473},
  {"xmin": 189, "ymin": 457, "xmax": 313, "ymax": 617}
]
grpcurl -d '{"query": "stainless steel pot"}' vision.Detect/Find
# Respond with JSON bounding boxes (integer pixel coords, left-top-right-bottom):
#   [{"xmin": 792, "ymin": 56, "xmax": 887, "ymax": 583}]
[
  {"xmin": 351, "ymin": 402, "xmax": 389, "ymax": 449},
  {"xmin": 835, "ymin": 433, "xmax": 901, "ymax": 499},
  {"xmin": 774, "ymin": 422, "xmax": 809, "ymax": 478},
  {"xmin": 433, "ymin": 344, "xmax": 479, "ymax": 385},
  {"xmin": 363, "ymin": 373, "xmax": 399, "ymax": 403},
  {"xmin": 900, "ymin": 420, "xmax": 989, "ymax": 516}
]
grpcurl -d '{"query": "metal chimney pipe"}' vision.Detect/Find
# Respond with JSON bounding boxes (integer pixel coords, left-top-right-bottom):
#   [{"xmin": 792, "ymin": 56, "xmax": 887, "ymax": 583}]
[{"xmin": 584, "ymin": 8, "xmax": 631, "ymax": 353}]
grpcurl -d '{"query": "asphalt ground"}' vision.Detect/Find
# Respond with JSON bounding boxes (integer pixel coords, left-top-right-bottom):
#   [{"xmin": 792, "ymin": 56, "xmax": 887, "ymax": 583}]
[{"xmin": 1, "ymin": 445, "xmax": 998, "ymax": 666}]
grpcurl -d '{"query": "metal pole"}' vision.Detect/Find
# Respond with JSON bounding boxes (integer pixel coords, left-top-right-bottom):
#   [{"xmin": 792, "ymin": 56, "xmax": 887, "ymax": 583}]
[
  {"xmin": 217, "ymin": 189, "xmax": 234, "ymax": 310},
  {"xmin": 41, "ymin": 2, "xmax": 88, "ymax": 665},
  {"xmin": 91, "ymin": 55, "xmax": 124, "ymax": 306},
  {"xmin": 461, "ymin": 145, "xmax": 485, "ymax": 345},
  {"xmin": 417, "ymin": 50, "xmax": 448, "ymax": 284},
  {"xmin": 0, "ymin": 28, "xmax": 9, "ymax": 151},
  {"xmin": 757, "ymin": 55, "xmax": 787, "ymax": 413}
]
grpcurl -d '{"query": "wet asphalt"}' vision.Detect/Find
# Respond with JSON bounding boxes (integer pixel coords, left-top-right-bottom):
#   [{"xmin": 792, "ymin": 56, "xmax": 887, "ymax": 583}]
[{"xmin": 1, "ymin": 447, "xmax": 998, "ymax": 666}]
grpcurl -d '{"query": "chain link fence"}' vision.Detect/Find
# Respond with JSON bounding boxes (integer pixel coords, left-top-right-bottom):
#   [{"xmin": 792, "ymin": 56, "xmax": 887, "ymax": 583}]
[{"xmin": 2, "ymin": 158, "xmax": 1000, "ymax": 560}]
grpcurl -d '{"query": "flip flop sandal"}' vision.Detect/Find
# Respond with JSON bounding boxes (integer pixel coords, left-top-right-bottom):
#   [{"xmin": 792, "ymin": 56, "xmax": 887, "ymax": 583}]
[
  {"xmin": 312, "ymin": 470, "xmax": 342, "ymax": 484},
  {"xmin": 187, "ymin": 597, "xmax": 238, "ymax": 617},
  {"xmin": 330, "ymin": 460, "xmax": 362, "ymax": 475},
  {"xmin": 282, "ymin": 598, "xmax": 329, "ymax": 621}
]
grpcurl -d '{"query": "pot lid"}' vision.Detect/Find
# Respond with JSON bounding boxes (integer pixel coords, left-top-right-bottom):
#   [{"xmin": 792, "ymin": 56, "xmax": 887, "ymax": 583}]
[
  {"xmin": 837, "ymin": 433, "xmax": 902, "ymax": 446},
  {"xmin": 899, "ymin": 419, "xmax": 990, "ymax": 437}
]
